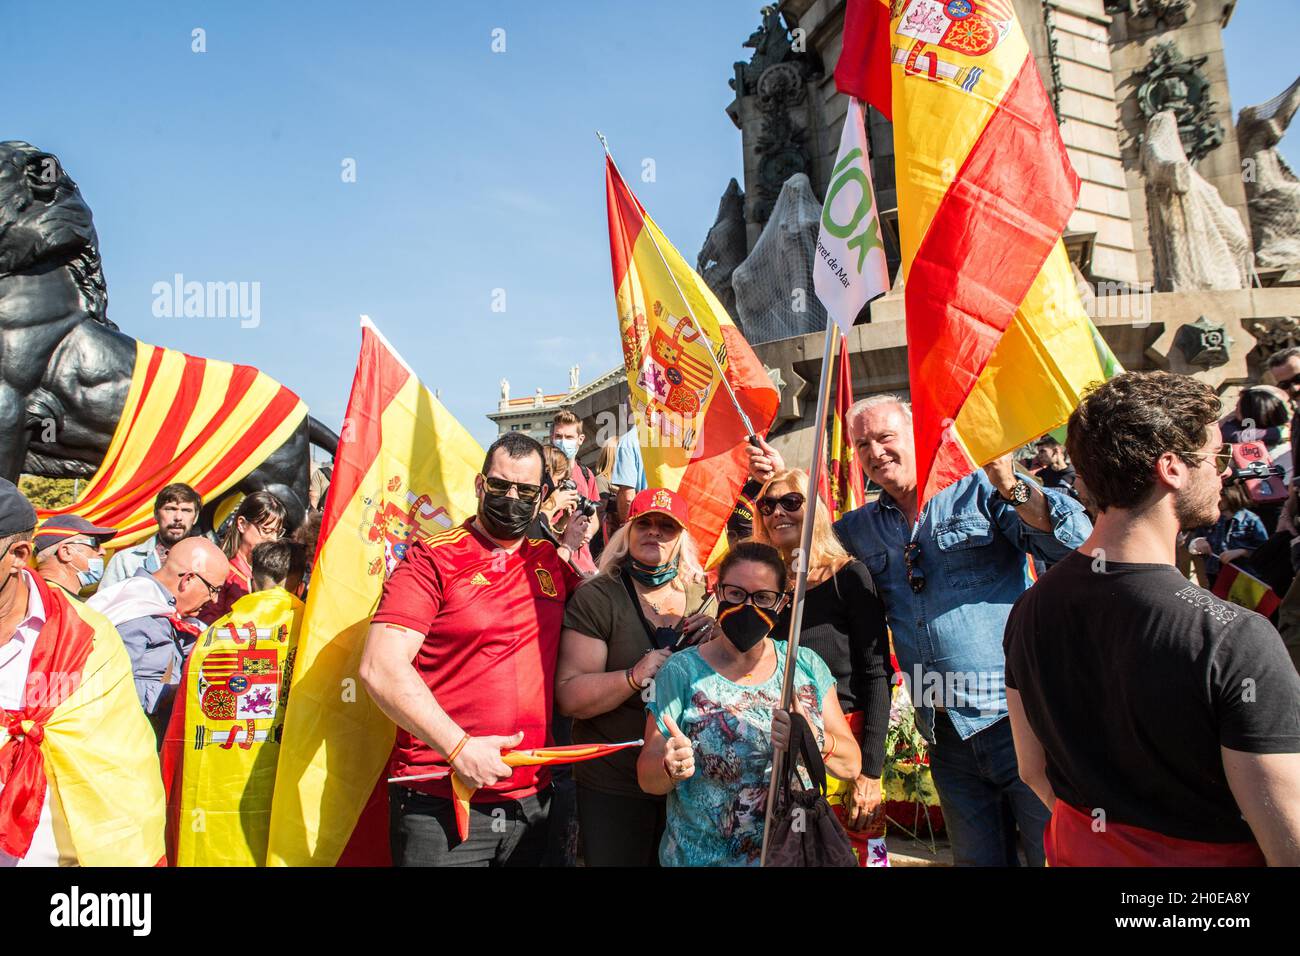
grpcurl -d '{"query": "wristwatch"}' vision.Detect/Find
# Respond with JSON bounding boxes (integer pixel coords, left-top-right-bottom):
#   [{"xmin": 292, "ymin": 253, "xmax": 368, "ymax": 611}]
[{"xmin": 999, "ymin": 479, "xmax": 1031, "ymax": 506}]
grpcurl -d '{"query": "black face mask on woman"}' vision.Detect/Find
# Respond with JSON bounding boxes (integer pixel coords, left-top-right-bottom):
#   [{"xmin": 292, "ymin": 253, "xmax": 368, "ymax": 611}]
[
  {"xmin": 716, "ymin": 600, "xmax": 778, "ymax": 653},
  {"xmin": 477, "ymin": 490, "xmax": 537, "ymax": 541}
]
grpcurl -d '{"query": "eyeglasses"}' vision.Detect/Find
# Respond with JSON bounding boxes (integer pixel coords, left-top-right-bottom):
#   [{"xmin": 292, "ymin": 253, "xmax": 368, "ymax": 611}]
[
  {"xmin": 187, "ymin": 572, "xmax": 222, "ymax": 600},
  {"xmin": 1273, "ymin": 372, "xmax": 1300, "ymax": 391},
  {"xmin": 904, "ymin": 542, "xmax": 925, "ymax": 594},
  {"xmin": 756, "ymin": 492, "xmax": 806, "ymax": 516},
  {"xmin": 1183, "ymin": 443, "xmax": 1234, "ymax": 471},
  {"xmin": 718, "ymin": 583, "xmax": 784, "ymax": 610},
  {"xmin": 482, "ymin": 474, "xmax": 543, "ymax": 503}
]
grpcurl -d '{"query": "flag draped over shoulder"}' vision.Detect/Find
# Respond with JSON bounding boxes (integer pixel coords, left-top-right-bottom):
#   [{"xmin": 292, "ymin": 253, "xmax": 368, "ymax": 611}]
[
  {"xmin": 0, "ymin": 574, "xmax": 165, "ymax": 865},
  {"xmin": 605, "ymin": 158, "xmax": 779, "ymax": 563},
  {"xmin": 266, "ymin": 319, "xmax": 484, "ymax": 866},
  {"xmin": 836, "ymin": 0, "xmax": 1115, "ymax": 507},
  {"xmin": 37, "ymin": 342, "xmax": 306, "ymax": 549},
  {"xmin": 161, "ymin": 587, "xmax": 304, "ymax": 866}
]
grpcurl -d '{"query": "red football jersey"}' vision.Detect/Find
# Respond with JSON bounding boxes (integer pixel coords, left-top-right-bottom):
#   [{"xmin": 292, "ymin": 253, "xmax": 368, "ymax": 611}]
[{"xmin": 372, "ymin": 518, "xmax": 581, "ymax": 802}]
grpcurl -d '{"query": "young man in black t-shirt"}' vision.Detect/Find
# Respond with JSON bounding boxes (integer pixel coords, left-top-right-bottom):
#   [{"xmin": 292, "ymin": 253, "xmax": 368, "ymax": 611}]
[{"xmin": 1004, "ymin": 371, "xmax": 1300, "ymax": 866}]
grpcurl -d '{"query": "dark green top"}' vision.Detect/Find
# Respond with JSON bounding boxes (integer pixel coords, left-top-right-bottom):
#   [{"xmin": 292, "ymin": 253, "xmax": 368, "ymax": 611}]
[{"xmin": 561, "ymin": 568, "xmax": 706, "ymax": 799}]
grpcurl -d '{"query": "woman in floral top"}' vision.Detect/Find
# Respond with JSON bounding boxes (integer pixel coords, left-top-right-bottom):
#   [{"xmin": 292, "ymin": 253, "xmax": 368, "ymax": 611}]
[{"xmin": 637, "ymin": 541, "xmax": 861, "ymax": 866}]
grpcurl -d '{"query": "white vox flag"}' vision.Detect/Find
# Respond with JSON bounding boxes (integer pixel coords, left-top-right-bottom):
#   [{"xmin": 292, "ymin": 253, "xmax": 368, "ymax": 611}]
[{"xmin": 814, "ymin": 97, "xmax": 890, "ymax": 337}]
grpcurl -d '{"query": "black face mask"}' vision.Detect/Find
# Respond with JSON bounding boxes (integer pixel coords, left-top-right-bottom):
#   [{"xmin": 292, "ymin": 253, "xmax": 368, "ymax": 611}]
[
  {"xmin": 716, "ymin": 600, "xmax": 778, "ymax": 654},
  {"xmin": 477, "ymin": 490, "xmax": 537, "ymax": 541}
]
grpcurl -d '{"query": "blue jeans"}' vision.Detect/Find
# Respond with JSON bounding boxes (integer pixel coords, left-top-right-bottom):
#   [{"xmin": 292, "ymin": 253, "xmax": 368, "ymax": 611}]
[{"xmin": 929, "ymin": 713, "xmax": 1050, "ymax": 866}]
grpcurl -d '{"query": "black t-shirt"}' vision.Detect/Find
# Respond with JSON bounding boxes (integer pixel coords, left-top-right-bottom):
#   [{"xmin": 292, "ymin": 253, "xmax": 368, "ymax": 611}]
[
  {"xmin": 1005, "ymin": 549, "xmax": 1300, "ymax": 843},
  {"xmin": 1037, "ymin": 465, "xmax": 1076, "ymax": 492},
  {"xmin": 773, "ymin": 560, "xmax": 894, "ymax": 777}
]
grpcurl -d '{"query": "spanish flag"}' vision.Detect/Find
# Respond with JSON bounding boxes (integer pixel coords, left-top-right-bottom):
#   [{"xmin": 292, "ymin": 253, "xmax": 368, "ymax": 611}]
[
  {"xmin": 390, "ymin": 741, "xmax": 643, "ymax": 841},
  {"xmin": 828, "ymin": 337, "xmax": 865, "ymax": 520},
  {"xmin": 161, "ymin": 587, "xmax": 305, "ymax": 866},
  {"xmin": 37, "ymin": 342, "xmax": 306, "ymax": 549},
  {"xmin": 606, "ymin": 157, "xmax": 779, "ymax": 562},
  {"xmin": 265, "ymin": 318, "xmax": 484, "ymax": 866},
  {"xmin": 1213, "ymin": 563, "xmax": 1281, "ymax": 618},
  {"xmin": 0, "ymin": 574, "xmax": 165, "ymax": 865},
  {"xmin": 836, "ymin": 0, "xmax": 1112, "ymax": 506}
]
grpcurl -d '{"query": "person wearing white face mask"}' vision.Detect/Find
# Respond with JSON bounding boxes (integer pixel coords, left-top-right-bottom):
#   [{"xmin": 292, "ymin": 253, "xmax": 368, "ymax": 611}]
[
  {"xmin": 33, "ymin": 515, "xmax": 118, "ymax": 597},
  {"xmin": 549, "ymin": 410, "xmax": 601, "ymax": 566}
]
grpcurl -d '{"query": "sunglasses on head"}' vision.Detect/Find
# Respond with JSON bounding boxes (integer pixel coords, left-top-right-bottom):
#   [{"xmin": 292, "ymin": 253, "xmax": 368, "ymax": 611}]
[
  {"xmin": 481, "ymin": 474, "xmax": 543, "ymax": 503},
  {"xmin": 757, "ymin": 492, "xmax": 806, "ymax": 516}
]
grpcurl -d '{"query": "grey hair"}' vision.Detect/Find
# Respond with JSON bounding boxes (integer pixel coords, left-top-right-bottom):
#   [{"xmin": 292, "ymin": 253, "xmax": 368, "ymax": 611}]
[
  {"xmin": 1266, "ymin": 347, "xmax": 1300, "ymax": 368},
  {"xmin": 846, "ymin": 394, "xmax": 912, "ymax": 433}
]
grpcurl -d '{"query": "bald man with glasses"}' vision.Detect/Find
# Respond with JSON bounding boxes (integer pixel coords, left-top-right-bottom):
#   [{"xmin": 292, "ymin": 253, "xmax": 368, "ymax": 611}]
[{"xmin": 89, "ymin": 537, "xmax": 230, "ymax": 742}]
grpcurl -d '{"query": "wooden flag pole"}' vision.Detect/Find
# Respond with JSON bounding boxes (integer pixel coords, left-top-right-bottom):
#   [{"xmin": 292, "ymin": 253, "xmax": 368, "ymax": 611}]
[{"xmin": 760, "ymin": 315, "xmax": 840, "ymax": 867}]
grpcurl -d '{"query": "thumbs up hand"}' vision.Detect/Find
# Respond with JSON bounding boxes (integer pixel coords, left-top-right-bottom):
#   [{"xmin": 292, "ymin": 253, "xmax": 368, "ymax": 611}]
[{"xmin": 661, "ymin": 713, "xmax": 695, "ymax": 784}]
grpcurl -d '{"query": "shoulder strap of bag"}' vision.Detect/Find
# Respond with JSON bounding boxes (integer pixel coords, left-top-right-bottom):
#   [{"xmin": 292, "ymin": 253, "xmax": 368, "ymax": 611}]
[
  {"xmin": 783, "ymin": 710, "xmax": 828, "ymax": 797},
  {"xmin": 620, "ymin": 570, "xmax": 668, "ymax": 648}
]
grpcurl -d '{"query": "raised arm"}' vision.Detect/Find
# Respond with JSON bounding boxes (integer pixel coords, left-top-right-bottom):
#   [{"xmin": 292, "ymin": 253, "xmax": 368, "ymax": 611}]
[{"xmin": 554, "ymin": 627, "xmax": 669, "ymax": 720}]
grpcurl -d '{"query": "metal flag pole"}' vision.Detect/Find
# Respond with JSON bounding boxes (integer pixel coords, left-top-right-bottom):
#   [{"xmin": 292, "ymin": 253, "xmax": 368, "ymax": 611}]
[
  {"xmin": 598, "ymin": 131, "xmax": 758, "ymax": 441},
  {"xmin": 759, "ymin": 315, "xmax": 840, "ymax": 867}
]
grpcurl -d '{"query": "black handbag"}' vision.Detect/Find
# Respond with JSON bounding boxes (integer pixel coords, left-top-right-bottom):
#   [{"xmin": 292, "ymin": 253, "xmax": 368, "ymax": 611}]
[{"xmin": 764, "ymin": 711, "xmax": 859, "ymax": 867}]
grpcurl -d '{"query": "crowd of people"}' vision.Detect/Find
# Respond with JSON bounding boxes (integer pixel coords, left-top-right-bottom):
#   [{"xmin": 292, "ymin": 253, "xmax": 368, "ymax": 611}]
[{"xmin": 3, "ymin": 361, "xmax": 1300, "ymax": 868}]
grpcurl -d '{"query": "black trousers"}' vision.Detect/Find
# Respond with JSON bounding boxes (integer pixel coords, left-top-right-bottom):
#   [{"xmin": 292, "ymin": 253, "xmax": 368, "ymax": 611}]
[
  {"xmin": 389, "ymin": 785, "xmax": 551, "ymax": 867},
  {"xmin": 576, "ymin": 785, "xmax": 666, "ymax": 867}
]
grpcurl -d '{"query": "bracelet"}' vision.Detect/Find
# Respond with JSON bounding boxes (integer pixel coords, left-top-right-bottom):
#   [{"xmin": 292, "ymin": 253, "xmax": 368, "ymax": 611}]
[
  {"xmin": 821, "ymin": 734, "xmax": 837, "ymax": 761},
  {"xmin": 446, "ymin": 732, "xmax": 470, "ymax": 765},
  {"xmin": 626, "ymin": 667, "xmax": 641, "ymax": 692}
]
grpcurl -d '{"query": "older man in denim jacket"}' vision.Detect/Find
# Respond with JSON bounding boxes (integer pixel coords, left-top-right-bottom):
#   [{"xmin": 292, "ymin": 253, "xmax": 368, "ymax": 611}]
[{"xmin": 749, "ymin": 395, "xmax": 1091, "ymax": 866}]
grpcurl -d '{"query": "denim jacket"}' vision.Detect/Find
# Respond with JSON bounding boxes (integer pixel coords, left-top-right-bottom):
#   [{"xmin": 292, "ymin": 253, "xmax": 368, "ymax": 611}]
[{"xmin": 832, "ymin": 470, "xmax": 1091, "ymax": 743}]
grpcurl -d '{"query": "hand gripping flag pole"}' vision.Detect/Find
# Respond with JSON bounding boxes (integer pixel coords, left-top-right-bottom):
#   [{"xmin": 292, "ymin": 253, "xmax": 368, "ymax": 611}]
[
  {"xmin": 388, "ymin": 740, "xmax": 644, "ymax": 841},
  {"xmin": 759, "ymin": 318, "xmax": 840, "ymax": 867},
  {"xmin": 598, "ymin": 131, "xmax": 759, "ymax": 446}
]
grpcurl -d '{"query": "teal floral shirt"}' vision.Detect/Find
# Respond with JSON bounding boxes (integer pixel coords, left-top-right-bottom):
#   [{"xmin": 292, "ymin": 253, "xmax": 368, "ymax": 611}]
[{"xmin": 647, "ymin": 641, "xmax": 835, "ymax": 867}]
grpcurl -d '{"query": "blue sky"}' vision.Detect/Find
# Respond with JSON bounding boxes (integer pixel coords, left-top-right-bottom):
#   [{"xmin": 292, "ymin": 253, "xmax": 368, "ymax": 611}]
[{"xmin": 7, "ymin": 1, "xmax": 1296, "ymax": 450}]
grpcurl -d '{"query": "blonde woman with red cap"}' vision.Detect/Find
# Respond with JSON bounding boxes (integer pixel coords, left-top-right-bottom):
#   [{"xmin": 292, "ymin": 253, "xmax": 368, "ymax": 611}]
[{"xmin": 555, "ymin": 487, "xmax": 714, "ymax": 865}]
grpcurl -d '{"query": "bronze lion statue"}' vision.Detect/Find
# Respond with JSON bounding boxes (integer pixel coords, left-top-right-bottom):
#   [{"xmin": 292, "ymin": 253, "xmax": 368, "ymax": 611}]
[{"xmin": 0, "ymin": 140, "xmax": 336, "ymax": 530}]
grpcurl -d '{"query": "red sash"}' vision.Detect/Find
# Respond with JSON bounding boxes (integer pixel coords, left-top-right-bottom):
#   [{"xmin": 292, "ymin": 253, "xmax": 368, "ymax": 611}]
[
  {"xmin": 0, "ymin": 574, "xmax": 96, "ymax": 858},
  {"xmin": 1046, "ymin": 800, "xmax": 1265, "ymax": 867}
]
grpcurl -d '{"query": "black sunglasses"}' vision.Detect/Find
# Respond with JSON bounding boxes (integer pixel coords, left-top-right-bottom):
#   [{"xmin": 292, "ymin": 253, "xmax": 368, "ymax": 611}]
[
  {"xmin": 757, "ymin": 492, "xmax": 806, "ymax": 516},
  {"xmin": 1273, "ymin": 372, "xmax": 1300, "ymax": 391},
  {"xmin": 904, "ymin": 541, "xmax": 925, "ymax": 594},
  {"xmin": 482, "ymin": 474, "xmax": 543, "ymax": 503}
]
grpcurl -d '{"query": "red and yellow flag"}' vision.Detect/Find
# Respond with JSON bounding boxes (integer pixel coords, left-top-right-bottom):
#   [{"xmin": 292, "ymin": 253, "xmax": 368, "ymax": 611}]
[
  {"xmin": 37, "ymin": 342, "xmax": 306, "ymax": 548},
  {"xmin": 837, "ymin": 0, "xmax": 1112, "ymax": 506},
  {"xmin": 605, "ymin": 158, "xmax": 779, "ymax": 563},
  {"xmin": 1212, "ymin": 563, "xmax": 1281, "ymax": 617},
  {"xmin": 0, "ymin": 574, "xmax": 165, "ymax": 865},
  {"xmin": 828, "ymin": 336, "xmax": 866, "ymax": 520},
  {"xmin": 390, "ymin": 741, "xmax": 643, "ymax": 841},
  {"xmin": 160, "ymin": 587, "xmax": 304, "ymax": 866},
  {"xmin": 266, "ymin": 318, "xmax": 484, "ymax": 866}
]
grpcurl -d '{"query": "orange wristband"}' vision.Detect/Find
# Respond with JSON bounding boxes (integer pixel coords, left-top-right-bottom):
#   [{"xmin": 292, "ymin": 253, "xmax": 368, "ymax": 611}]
[
  {"xmin": 821, "ymin": 734, "xmax": 836, "ymax": 761},
  {"xmin": 446, "ymin": 732, "xmax": 470, "ymax": 765}
]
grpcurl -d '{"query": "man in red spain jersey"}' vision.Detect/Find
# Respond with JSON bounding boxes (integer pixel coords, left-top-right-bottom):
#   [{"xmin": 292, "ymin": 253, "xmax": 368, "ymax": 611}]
[{"xmin": 360, "ymin": 432, "xmax": 589, "ymax": 866}]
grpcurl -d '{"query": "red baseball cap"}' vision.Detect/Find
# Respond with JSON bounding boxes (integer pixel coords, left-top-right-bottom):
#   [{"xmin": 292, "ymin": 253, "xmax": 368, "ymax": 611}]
[{"xmin": 628, "ymin": 487, "xmax": 689, "ymax": 529}]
